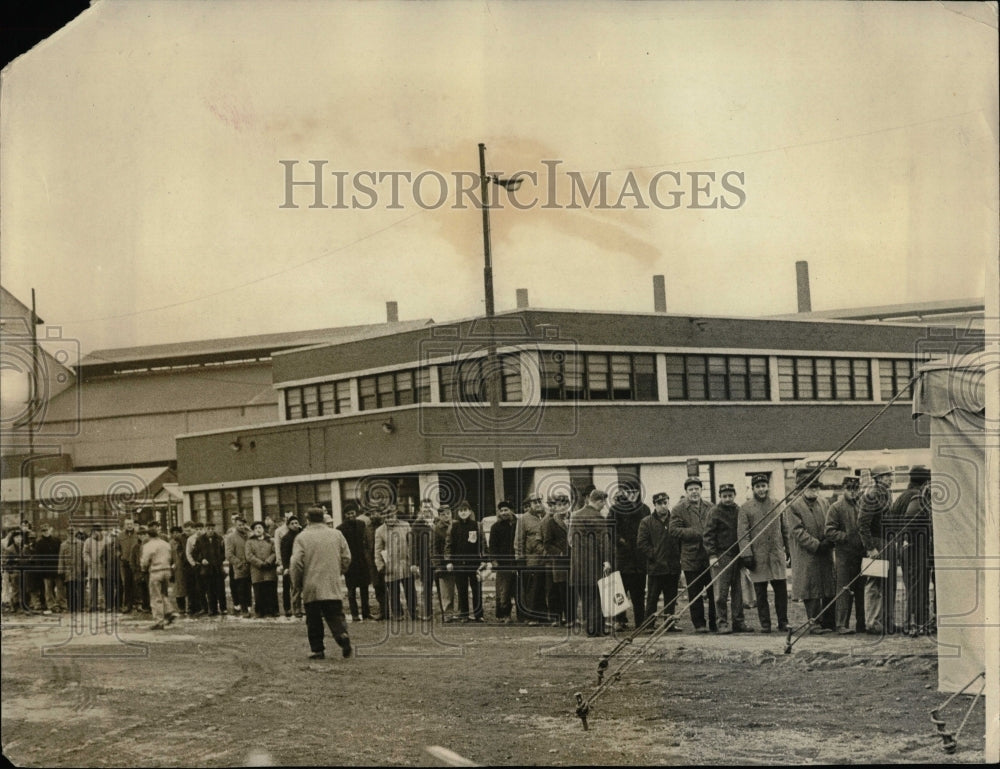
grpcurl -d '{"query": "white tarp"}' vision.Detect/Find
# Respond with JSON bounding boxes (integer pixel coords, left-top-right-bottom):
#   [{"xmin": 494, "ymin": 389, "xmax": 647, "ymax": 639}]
[{"xmin": 912, "ymin": 353, "xmax": 989, "ymax": 693}]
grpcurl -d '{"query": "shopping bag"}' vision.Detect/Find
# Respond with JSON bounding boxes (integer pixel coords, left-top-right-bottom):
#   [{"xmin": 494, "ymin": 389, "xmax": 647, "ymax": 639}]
[
  {"xmin": 861, "ymin": 557, "xmax": 889, "ymax": 578},
  {"xmin": 598, "ymin": 570, "xmax": 632, "ymax": 618}
]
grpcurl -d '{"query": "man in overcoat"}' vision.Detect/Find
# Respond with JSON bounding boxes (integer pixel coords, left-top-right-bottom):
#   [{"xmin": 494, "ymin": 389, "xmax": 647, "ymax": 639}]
[
  {"xmin": 669, "ymin": 477, "xmax": 716, "ymax": 633},
  {"xmin": 569, "ymin": 489, "xmax": 613, "ymax": 637},
  {"xmin": 738, "ymin": 474, "xmax": 790, "ymax": 633},
  {"xmin": 825, "ymin": 476, "xmax": 866, "ymax": 634},
  {"xmin": 787, "ymin": 471, "xmax": 836, "ymax": 633}
]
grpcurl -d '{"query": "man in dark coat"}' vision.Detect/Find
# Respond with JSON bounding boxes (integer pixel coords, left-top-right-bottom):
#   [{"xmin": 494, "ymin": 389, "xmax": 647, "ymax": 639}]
[
  {"xmin": 445, "ymin": 503, "xmax": 484, "ymax": 622},
  {"xmin": 432, "ymin": 505, "xmax": 456, "ymax": 621},
  {"xmin": 280, "ymin": 517, "xmax": 304, "ymax": 617},
  {"xmin": 540, "ymin": 492, "xmax": 572, "ymax": 626},
  {"xmin": 787, "ymin": 472, "xmax": 836, "ymax": 633},
  {"xmin": 897, "ymin": 466, "xmax": 934, "ymax": 636},
  {"xmin": 410, "ymin": 501, "xmax": 436, "ymax": 621},
  {"xmin": 858, "ymin": 465, "xmax": 894, "ymax": 634},
  {"xmin": 337, "ymin": 505, "xmax": 371, "ymax": 622},
  {"xmin": 704, "ymin": 483, "xmax": 748, "ymax": 633},
  {"xmin": 570, "ymin": 489, "xmax": 613, "ymax": 637},
  {"xmin": 637, "ymin": 492, "xmax": 683, "ymax": 632},
  {"xmin": 488, "ymin": 501, "xmax": 518, "ymax": 622},
  {"xmin": 610, "ymin": 482, "xmax": 649, "ymax": 631},
  {"xmin": 196, "ymin": 521, "xmax": 228, "ymax": 616},
  {"xmin": 825, "ymin": 475, "xmax": 866, "ymax": 634},
  {"xmin": 34, "ymin": 524, "xmax": 65, "ymax": 614},
  {"xmin": 117, "ymin": 518, "xmax": 140, "ymax": 613},
  {"xmin": 669, "ymin": 477, "xmax": 717, "ymax": 633}
]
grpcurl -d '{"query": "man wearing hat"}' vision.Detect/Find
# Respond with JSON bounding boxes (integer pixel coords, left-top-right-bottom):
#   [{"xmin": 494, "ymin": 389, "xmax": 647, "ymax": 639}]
[
  {"xmin": 637, "ymin": 492, "xmax": 683, "ymax": 631},
  {"xmin": 488, "ymin": 500, "xmax": 519, "ymax": 623},
  {"xmin": 787, "ymin": 470, "xmax": 836, "ymax": 634},
  {"xmin": 431, "ymin": 504, "xmax": 456, "ymax": 622},
  {"xmin": 738, "ymin": 474, "xmax": 790, "ymax": 633},
  {"xmin": 541, "ymin": 492, "xmax": 573, "ymax": 626},
  {"xmin": 704, "ymin": 483, "xmax": 748, "ymax": 634},
  {"xmin": 857, "ymin": 465, "xmax": 894, "ymax": 634},
  {"xmin": 669, "ymin": 477, "xmax": 717, "ymax": 633},
  {"xmin": 897, "ymin": 466, "xmax": 934, "ymax": 636},
  {"xmin": 609, "ymin": 482, "xmax": 650, "ymax": 631},
  {"xmin": 825, "ymin": 476, "xmax": 866, "ymax": 634}
]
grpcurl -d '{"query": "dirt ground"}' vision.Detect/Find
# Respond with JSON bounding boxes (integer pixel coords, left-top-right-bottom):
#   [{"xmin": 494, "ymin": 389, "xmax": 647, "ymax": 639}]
[{"xmin": 0, "ymin": 598, "xmax": 987, "ymax": 767}]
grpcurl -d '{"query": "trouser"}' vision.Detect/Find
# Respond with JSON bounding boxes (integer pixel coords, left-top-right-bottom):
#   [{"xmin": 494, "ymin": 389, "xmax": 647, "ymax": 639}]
[
  {"xmin": 835, "ymin": 550, "xmax": 866, "ymax": 631},
  {"xmin": 104, "ymin": 573, "xmax": 120, "ymax": 613},
  {"xmin": 184, "ymin": 569, "xmax": 203, "ymax": 614},
  {"xmin": 803, "ymin": 597, "xmax": 836, "ymax": 629},
  {"xmin": 305, "ymin": 600, "xmax": 349, "ymax": 654},
  {"xmin": 616, "ymin": 570, "xmax": 646, "ymax": 628},
  {"xmin": 494, "ymin": 570, "xmax": 516, "ymax": 619},
  {"xmin": 252, "ymin": 581, "xmax": 278, "ymax": 617},
  {"xmin": 684, "ymin": 568, "xmax": 717, "ymax": 630},
  {"xmin": 416, "ymin": 566, "xmax": 434, "ymax": 618},
  {"xmin": 148, "ymin": 572, "xmax": 177, "ymax": 624},
  {"xmin": 753, "ymin": 579, "xmax": 788, "ymax": 630},
  {"xmin": 454, "ymin": 571, "xmax": 483, "ymax": 620},
  {"xmin": 230, "ymin": 576, "xmax": 252, "ymax": 613},
  {"xmin": 522, "ymin": 567, "xmax": 551, "ymax": 621},
  {"xmin": 205, "ymin": 570, "xmax": 227, "ymax": 614},
  {"xmin": 43, "ymin": 575, "xmax": 67, "ymax": 612},
  {"xmin": 281, "ymin": 573, "xmax": 301, "ymax": 615},
  {"xmin": 372, "ymin": 571, "xmax": 386, "ymax": 618},
  {"xmin": 88, "ymin": 578, "xmax": 103, "ymax": 611},
  {"xmin": 121, "ymin": 563, "xmax": 135, "ymax": 610},
  {"xmin": 577, "ymin": 582, "xmax": 604, "ymax": 635},
  {"xmin": 865, "ymin": 578, "xmax": 884, "ymax": 630},
  {"xmin": 712, "ymin": 558, "xmax": 745, "ymax": 628},
  {"xmin": 385, "ymin": 576, "xmax": 417, "ymax": 620},
  {"xmin": 435, "ymin": 571, "xmax": 456, "ymax": 617},
  {"xmin": 65, "ymin": 579, "xmax": 85, "ymax": 615},
  {"xmin": 879, "ymin": 537, "xmax": 901, "ymax": 631},
  {"xmin": 344, "ymin": 575, "xmax": 371, "ymax": 619},
  {"xmin": 901, "ymin": 532, "xmax": 933, "ymax": 632},
  {"xmin": 547, "ymin": 573, "xmax": 568, "ymax": 623},
  {"xmin": 134, "ymin": 576, "xmax": 149, "ymax": 613},
  {"xmin": 645, "ymin": 573, "xmax": 680, "ymax": 625}
]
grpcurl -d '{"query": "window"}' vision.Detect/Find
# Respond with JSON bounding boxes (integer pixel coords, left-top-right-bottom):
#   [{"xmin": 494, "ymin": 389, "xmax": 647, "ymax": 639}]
[
  {"xmin": 777, "ymin": 357, "xmax": 871, "ymax": 401},
  {"xmin": 357, "ymin": 367, "xmax": 430, "ymax": 410},
  {"xmin": 189, "ymin": 487, "xmax": 255, "ymax": 530},
  {"xmin": 439, "ymin": 355, "xmax": 521, "ymax": 403},
  {"xmin": 666, "ymin": 354, "xmax": 769, "ymax": 401},
  {"xmin": 261, "ymin": 481, "xmax": 332, "ymax": 521},
  {"xmin": 879, "ymin": 359, "xmax": 916, "ymax": 401},
  {"xmin": 541, "ymin": 351, "xmax": 657, "ymax": 401},
  {"xmin": 284, "ymin": 380, "xmax": 353, "ymax": 419}
]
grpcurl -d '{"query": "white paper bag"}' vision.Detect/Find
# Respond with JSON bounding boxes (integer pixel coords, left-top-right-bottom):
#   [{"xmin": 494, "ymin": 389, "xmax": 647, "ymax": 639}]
[
  {"xmin": 598, "ymin": 571, "xmax": 632, "ymax": 618},
  {"xmin": 861, "ymin": 557, "xmax": 889, "ymax": 578}
]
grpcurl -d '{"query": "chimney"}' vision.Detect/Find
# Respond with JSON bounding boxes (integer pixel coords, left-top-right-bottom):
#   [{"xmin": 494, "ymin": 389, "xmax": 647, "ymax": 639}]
[
  {"xmin": 386, "ymin": 301, "xmax": 399, "ymax": 323},
  {"xmin": 516, "ymin": 288, "xmax": 529, "ymax": 309},
  {"xmin": 653, "ymin": 275, "xmax": 667, "ymax": 313},
  {"xmin": 795, "ymin": 261, "xmax": 812, "ymax": 313}
]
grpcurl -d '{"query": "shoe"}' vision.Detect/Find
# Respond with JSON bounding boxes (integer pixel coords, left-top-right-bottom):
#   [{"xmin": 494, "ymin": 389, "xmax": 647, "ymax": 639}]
[
  {"xmin": 810, "ymin": 627, "xmax": 833, "ymax": 635},
  {"xmin": 294, "ymin": 612, "xmax": 304, "ymax": 619},
  {"xmin": 665, "ymin": 625, "xmax": 683, "ymax": 633},
  {"xmin": 165, "ymin": 613, "xmax": 176, "ymax": 626},
  {"xmin": 760, "ymin": 626, "xmax": 772, "ymax": 634},
  {"xmin": 694, "ymin": 626, "xmax": 709, "ymax": 634},
  {"xmin": 777, "ymin": 623, "xmax": 789, "ymax": 632},
  {"xmin": 308, "ymin": 651, "xmax": 325, "ymax": 660},
  {"xmin": 837, "ymin": 627, "xmax": 855, "ymax": 635},
  {"xmin": 527, "ymin": 621, "xmax": 540, "ymax": 627},
  {"xmin": 473, "ymin": 617, "xmax": 486, "ymax": 623},
  {"xmin": 717, "ymin": 623, "xmax": 732, "ymax": 635},
  {"xmin": 338, "ymin": 637, "xmax": 352, "ymax": 658},
  {"xmin": 42, "ymin": 610, "xmax": 53, "ymax": 616},
  {"xmin": 733, "ymin": 625, "xmax": 753, "ymax": 633},
  {"xmin": 149, "ymin": 622, "xmax": 165, "ymax": 630}
]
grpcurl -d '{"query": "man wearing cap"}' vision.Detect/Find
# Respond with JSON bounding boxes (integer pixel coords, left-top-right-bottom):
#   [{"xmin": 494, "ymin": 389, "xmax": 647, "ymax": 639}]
[
  {"xmin": 515, "ymin": 493, "xmax": 551, "ymax": 625},
  {"xmin": 410, "ymin": 500, "xmax": 436, "ymax": 621},
  {"xmin": 34, "ymin": 524, "xmax": 65, "ymax": 614},
  {"xmin": 610, "ymin": 482, "xmax": 650, "ymax": 632},
  {"xmin": 704, "ymin": 483, "xmax": 748, "ymax": 634},
  {"xmin": 289, "ymin": 505, "xmax": 353, "ymax": 660},
  {"xmin": 637, "ymin": 492, "xmax": 683, "ymax": 632},
  {"xmin": 898, "ymin": 466, "xmax": 934, "ymax": 636},
  {"xmin": 83, "ymin": 525, "xmax": 106, "ymax": 612},
  {"xmin": 489, "ymin": 500, "xmax": 519, "ymax": 623},
  {"xmin": 185, "ymin": 520, "xmax": 207, "ymax": 617},
  {"xmin": 274, "ymin": 510, "xmax": 296, "ymax": 618},
  {"xmin": 669, "ymin": 477, "xmax": 717, "ymax": 633},
  {"xmin": 117, "ymin": 519, "xmax": 139, "ymax": 614},
  {"xmin": 337, "ymin": 505, "xmax": 372, "ymax": 622},
  {"xmin": 825, "ymin": 476, "xmax": 866, "ymax": 634},
  {"xmin": 375, "ymin": 505, "xmax": 417, "ymax": 621},
  {"xmin": 787, "ymin": 471, "xmax": 836, "ymax": 634},
  {"xmin": 224, "ymin": 517, "xmax": 253, "ymax": 617},
  {"xmin": 738, "ymin": 474, "xmax": 790, "ymax": 633},
  {"xmin": 140, "ymin": 521, "xmax": 177, "ymax": 630},
  {"xmin": 858, "ymin": 466, "xmax": 894, "ymax": 634},
  {"xmin": 541, "ymin": 492, "xmax": 573, "ymax": 626}
]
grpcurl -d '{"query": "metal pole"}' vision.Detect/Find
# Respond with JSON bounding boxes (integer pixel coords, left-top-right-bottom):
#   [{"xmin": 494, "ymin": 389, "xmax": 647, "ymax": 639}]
[
  {"xmin": 478, "ymin": 143, "xmax": 506, "ymax": 509},
  {"xmin": 28, "ymin": 288, "xmax": 39, "ymax": 529}
]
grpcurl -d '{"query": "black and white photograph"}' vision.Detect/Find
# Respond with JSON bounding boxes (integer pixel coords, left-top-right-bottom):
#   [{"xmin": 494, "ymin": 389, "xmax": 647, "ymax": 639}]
[{"xmin": 1, "ymin": 1, "xmax": 997, "ymax": 765}]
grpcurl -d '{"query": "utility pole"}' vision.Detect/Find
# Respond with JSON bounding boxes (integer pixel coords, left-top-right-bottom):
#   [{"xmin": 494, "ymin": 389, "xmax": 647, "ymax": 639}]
[
  {"xmin": 478, "ymin": 143, "xmax": 506, "ymax": 509},
  {"xmin": 28, "ymin": 288, "xmax": 39, "ymax": 529}
]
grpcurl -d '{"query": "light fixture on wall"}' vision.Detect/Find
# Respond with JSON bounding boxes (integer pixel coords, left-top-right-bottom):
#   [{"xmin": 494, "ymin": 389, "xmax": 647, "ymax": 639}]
[
  {"xmin": 690, "ymin": 317, "xmax": 709, "ymax": 332},
  {"xmin": 381, "ymin": 417, "xmax": 395, "ymax": 434},
  {"xmin": 229, "ymin": 438, "xmax": 242, "ymax": 452}
]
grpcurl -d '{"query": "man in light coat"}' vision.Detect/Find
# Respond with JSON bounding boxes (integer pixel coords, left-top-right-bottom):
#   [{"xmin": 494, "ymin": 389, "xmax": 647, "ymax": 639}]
[
  {"xmin": 786, "ymin": 472, "xmax": 836, "ymax": 634},
  {"xmin": 290, "ymin": 505, "xmax": 352, "ymax": 660},
  {"xmin": 140, "ymin": 521, "xmax": 177, "ymax": 630},
  {"xmin": 738, "ymin": 474, "xmax": 790, "ymax": 633},
  {"xmin": 374, "ymin": 505, "xmax": 417, "ymax": 621},
  {"xmin": 515, "ymin": 494, "xmax": 550, "ymax": 625}
]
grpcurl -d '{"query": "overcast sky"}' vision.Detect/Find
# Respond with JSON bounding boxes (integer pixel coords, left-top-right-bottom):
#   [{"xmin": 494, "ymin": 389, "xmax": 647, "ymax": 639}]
[{"xmin": 1, "ymin": 0, "xmax": 996, "ymax": 356}]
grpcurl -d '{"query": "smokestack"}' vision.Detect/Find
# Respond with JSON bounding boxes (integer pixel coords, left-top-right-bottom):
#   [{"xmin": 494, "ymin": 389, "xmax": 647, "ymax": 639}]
[
  {"xmin": 795, "ymin": 261, "xmax": 812, "ymax": 313},
  {"xmin": 653, "ymin": 275, "xmax": 667, "ymax": 313},
  {"xmin": 386, "ymin": 301, "xmax": 399, "ymax": 323},
  {"xmin": 516, "ymin": 288, "xmax": 529, "ymax": 309}
]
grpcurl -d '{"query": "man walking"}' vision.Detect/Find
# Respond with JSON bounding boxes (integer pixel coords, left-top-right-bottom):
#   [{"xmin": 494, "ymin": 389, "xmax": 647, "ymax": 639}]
[
  {"xmin": 289, "ymin": 505, "xmax": 352, "ymax": 660},
  {"xmin": 669, "ymin": 477, "xmax": 717, "ymax": 633},
  {"xmin": 140, "ymin": 521, "xmax": 177, "ymax": 630},
  {"xmin": 738, "ymin": 474, "xmax": 790, "ymax": 633}
]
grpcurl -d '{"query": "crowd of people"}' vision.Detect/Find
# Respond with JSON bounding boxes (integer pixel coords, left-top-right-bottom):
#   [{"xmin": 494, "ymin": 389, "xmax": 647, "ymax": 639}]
[{"xmin": 1, "ymin": 465, "xmax": 935, "ymax": 642}]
